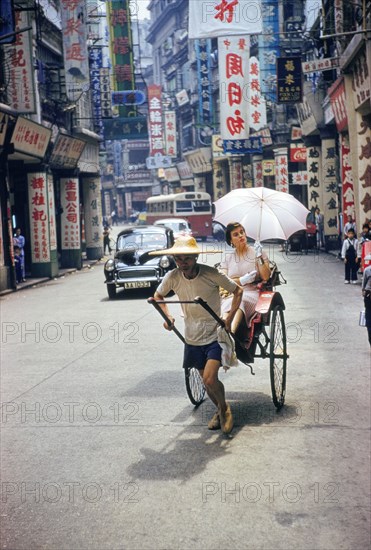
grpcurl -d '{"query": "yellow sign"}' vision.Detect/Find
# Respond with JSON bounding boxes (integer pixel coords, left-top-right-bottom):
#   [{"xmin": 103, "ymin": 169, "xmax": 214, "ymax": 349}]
[{"xmin": 262, "ymin": 160, "xmax": 274, "ymax": 176}]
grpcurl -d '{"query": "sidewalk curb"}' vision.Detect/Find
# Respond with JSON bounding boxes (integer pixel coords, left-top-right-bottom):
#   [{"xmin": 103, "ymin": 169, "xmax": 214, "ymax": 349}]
[{"xmin": 0, "ymin": 258, "xmax": 104, "ymax": 297}]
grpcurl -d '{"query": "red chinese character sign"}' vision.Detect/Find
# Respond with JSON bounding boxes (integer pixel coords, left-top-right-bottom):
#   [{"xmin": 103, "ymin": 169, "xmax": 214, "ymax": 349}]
[
  {"xmin": 189, "ymin": 0, "xmax": 262, "ymax": 38},
  {"xmin": 328, "ymin": 77, "xmax": 348, "ymax": 133},
  {"xmin": 47, "ymin": 175, "xmax": 57, "ymax": 252},
  {"xmin": 147, "ymin": 85, "xmax": 164, "ymax": 156},
  {"xmin": 274, "ymin": 148, "xmax": 289, "ymax": 193},
  {"xmin": 248, "ymin": 56, "xmax": 267, "ymax": 131},
  {"xmin": 60, "ymin": 0, "xmax": 89, "ymax": 100},
  {"xmin": 218, "ymin": 35, "xmax": 250, "ymax": 146},
  {"xmin": 27, "ymin": 173, "xmax": 51, "ymax": 264},
  {"xmin": 164, "ymin": 111, "xmax": 177, "ymax": 158},
  {"xmin": 4, "ymin": 11, "xmax": 36, "ymax": 113},
  {"xmin": 60, "ymin": 178, "xmax": 81, "ymax": 250}
]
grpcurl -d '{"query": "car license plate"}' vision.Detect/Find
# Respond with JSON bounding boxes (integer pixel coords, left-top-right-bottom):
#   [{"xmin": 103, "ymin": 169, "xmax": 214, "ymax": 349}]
[{"xmin": 124, "ymin": 281, "xmax": 151, "ymax": 289}]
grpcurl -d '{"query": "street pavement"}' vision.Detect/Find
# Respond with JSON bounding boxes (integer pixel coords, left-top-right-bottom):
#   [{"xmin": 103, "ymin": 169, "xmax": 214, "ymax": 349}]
[{"xmin": 0, "ymin": 238, "xmax": 370, "ymax": 550}]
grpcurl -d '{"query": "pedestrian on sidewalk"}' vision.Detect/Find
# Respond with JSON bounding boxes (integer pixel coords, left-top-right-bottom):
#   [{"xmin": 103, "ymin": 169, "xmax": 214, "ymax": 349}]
[
  {"xmin": 14, "ymin": 246, "xmax": 23, "ymax": 284},
  {"xmin": 315, "ymin": 207, "xmax": 325, "ymax": 249},
  {"xmin": 103, "ymin": 225, "xmax": 112, "ymax": 255},
  {"xmin": 151, "ymin": 236, "xmax": 242, "ymax": 434},
  {"xmin": 341, "ymin": 228, "xmax": 359, "ymax": 284},
  {"xmin": 361, "ymin": 259, "xmax": 371, "ymax": 347},
  {"xmin": 13, "ymin": 227, "xmax": 26, "ymax": 281},
  {"xmin": 343, "ymin": 215, "xmax": 357, "ymax": 239}
]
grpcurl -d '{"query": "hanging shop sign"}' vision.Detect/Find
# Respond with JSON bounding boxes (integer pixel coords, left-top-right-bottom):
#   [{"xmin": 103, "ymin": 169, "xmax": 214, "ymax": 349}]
[
  {"xmin": 302, "ymin": 58, "xmax": 339, "ymax": 74},
  {"xmin": 258, "ymin": 1, "xmax": 279, "ymax": 101},
  {"xmin": 274, "ymin": 148, "xmax": 289, "ymax": 193},
  {"xmin": 277, "ymin": 57, "xmax": 302, "ymax": 104},
  {"xmin": 107, "ymin": 0, "xmax": 134, "ymax": 99},
  {"xmin": 250, "ymin": 127, "xmax": 272, "ymax": 147},
  {"xmin": 164, "ymin": 111, "xmax": 177, "ymax": 158},
  {"xmin": 4, "ymin": 10, "xmax": 36, "ymax": 112},
  {"xmin": 49, "ymin": 134, "xmax": 86, "ymax": 169},
  {"xmin": 341, "ymin": 134, "xmax": 355, "ymax": 224},
  {"xmin": 164, "ymin": 167, "xmax": 180, "ymax": 183},
  {"xmin": 177, "ymin": 161, "xmax": 193, "ymax": 179},
  {"xmin": 212, "ymin": 135, "xmax": 226, "ymax": 158},
  {"xmin": 195, "ymin": 39, "xmax": 213, "ymax": 126},
  {"xmin": 83, "ymin": 177, "xmax": 103, "ymax": 249},
  {"xmin": 328, "ymin": 76, "xmax": 348, "ymax": 133},
  {"xmin": 322, "ymin": 138, "xmax": 338, "ymax": 235},
  {"xmin": 291, "ymin": 126, "xmax": 302, "ymax": 141},
  {"xmin": 28, "ymin": 173, "xmax": 51, "ymax": 263},
  {"xmin": 61, "ymin": 0, "xmax": 89, "ymax": 100},
  {"xmin": 224, "ymin": 137, "xmax": 262, "ymax": 155},
  {"xmin": 290, "ymin": 143, "xmax": 307, "ymax": 163},
  {"xmin": 351, "ymin": 49, "xmax": 370, "ymax": 110},
  {"xmin": 262, "ymin": 160, "xmax": 274, "ymax": 176},
  {"xmin": 60, "ymin": 178, "xmax": 80, "ymax": 250},
  {"xmin": 103, "ymin": 116, "xmax": 148, "ymax": 140},
  {"xmin": 47, "ymin": 175, "xmax": 57, "ymax": 251},
  {"xmin": 307, "ymin": 145, "xmax": 322, "ymax": 213},
  {"xmin": 10, "ymin": 117, "xmax": 51, "ymax": 158},
  {"xmin": 252, "ymin": 156, "xmax": 263, "ymax": 187},
  {"xmin": 291, "ymin": 171, "xmax": 308, "ymax": 185},
  {"xmin": 112, "ymin": 90, "xmax": 146, "ymax": 106},
  {"xmin": 147, "ymin": 84, "xmax": 164, "ymax": 156},
  {"xmin": 218, "ymin": 35, "xmax": 250, "ymax": 152},
  {"xmin": 189, "ymin": 0, "xmax": 262, "ymax": 39},
  {"xmin": 248, "ymin": 56, "xmax": 267, "ymax": 131}
]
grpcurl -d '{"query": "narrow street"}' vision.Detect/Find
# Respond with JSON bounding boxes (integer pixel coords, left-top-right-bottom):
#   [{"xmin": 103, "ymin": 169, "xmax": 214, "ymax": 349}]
[{"xmin": 0, "ymin": 244, "xmax": 369, "ymax": 550}]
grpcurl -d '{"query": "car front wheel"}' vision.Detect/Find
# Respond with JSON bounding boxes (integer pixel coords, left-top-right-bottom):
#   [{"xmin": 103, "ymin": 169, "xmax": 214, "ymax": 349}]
[{"xmin": 107, "ymin": 284, "xmax": 117, "ymax": 299}]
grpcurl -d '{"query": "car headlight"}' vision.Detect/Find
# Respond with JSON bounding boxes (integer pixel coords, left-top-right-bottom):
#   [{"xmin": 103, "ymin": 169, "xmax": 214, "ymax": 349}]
[
  {"xmin": 159, "ymin": 255, "xmax": 170, "ymax": 268},
  {"xmin": 105, "ymin": 259, "xmax": 115, "ymax": 271}
]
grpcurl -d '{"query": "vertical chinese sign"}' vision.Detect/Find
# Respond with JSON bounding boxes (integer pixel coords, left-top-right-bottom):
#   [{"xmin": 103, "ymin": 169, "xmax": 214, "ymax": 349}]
[
  {"xmin": 218, "ymin": 35, "xmax": 250, "ymax": 153},
  {"xmin": 274, "ymin": 148, "xmax": 289, "ymax": 193},
  {"xmin": 277, "ymin": 57, "xmax": 302, "ymax": 104},
  {"xmin": 164, "ymin": 111, "xmax": 177, "ymax": 158},
  {"xmin": 195, "ymin": 39, "xmax": 214, "ymax": 129},
  {"xmin": 258, "ymin": 1, "xmax": 279, "ymax": 102},
  {"xmin": 248, "ymin": 56, "xmax": 267, "ymax": 132},
  {"xmin": 4, "ymin": 10, "xmax": 36, "ymax": 112},
  {"xmin": 322, "ymin": 138, "xmax": 338, "ymax": 238},
  {"xmin": 60, "ymin": 0, "xmax": 89, "ymax": 100},
  {"xmin": 147, "ymin": 85, "xmax": 164, "ymax": 156},
  {"xmin": 60, "ymin": 178, "xmax": 81, "ymax": 268},
  {"xmin": 107, "ymin": 0, "xmax": 134, "ymax": 115},
  {"xmin": 358, "ymin": 116, "xmax": 371, "ymax": 221},
  {"xmin": 47, "ymin": 175, "xmax": 57, "ymax": 253},
  {"xmin": 83, "ymin": 177, "xmax": 103, "ymax": 259},
  {"xmin": 188, "ymin": 0, "xmax": 262, "ymax": 38},
  {"xmin": 89, "ymin": 47, "xmax": 105, "ymax": 140},
  {"xmin": 252, "ymin": 156, "xmax": 264, "ymax": 187},
  {"xmin": 27, "ymin": 173, "xmax": 58, "ymax": 277},
  {"xmin": 306, "ymin": 145, "xmax": 323, "ymax": 215}
]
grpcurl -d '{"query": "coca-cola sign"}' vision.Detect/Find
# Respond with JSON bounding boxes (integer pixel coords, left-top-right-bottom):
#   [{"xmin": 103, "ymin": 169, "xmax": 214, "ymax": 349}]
[{"xmin": 290, "ymin": 144, "xmax": 307, "ymax": 163}]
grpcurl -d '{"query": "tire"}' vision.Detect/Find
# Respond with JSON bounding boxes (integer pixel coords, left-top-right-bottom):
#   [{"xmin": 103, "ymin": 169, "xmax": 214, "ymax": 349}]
[
  {"xmin": 269, "ymin": 306, "xmax": 287, "ymax": 409},
  {"xmin": 185, "ymin": 366, "xmax": 206, "ymax": 406},
  {"xmin": 107, "ymin": 284, "xmax": 117, "ymax": 299}
]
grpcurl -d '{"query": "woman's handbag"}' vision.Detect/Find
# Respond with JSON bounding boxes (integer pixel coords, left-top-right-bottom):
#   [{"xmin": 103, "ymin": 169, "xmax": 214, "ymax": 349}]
[{"xmin": 359, "ymin": 310, "xmax": 366, "ymax": 327}]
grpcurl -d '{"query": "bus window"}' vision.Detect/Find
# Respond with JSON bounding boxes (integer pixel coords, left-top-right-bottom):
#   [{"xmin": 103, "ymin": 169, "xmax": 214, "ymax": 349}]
[
  {"xmin": 193, "ymin": 200, "xmax": 211, "ymax": 212},
  {"xmin": 176, "ymin": 200, "xmax": 193, "ymax": 213}
]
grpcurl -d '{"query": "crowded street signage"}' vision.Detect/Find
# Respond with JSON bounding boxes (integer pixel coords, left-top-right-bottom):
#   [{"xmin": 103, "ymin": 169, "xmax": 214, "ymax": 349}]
[
  {"xmin": 307, "ymin": 145, "xmax": 322, "ymax": 213},
  {"xmin": 147, "ymin": 85, "xmax": 164, "ymax": 156},
  {"xmin": 218, "ymin": 35, "xmax": 250, "ymax": 152},
  {"xmin": 195, "ymin": 39, "xmax": 213, "ymax": 126},
  {"xmin": 89, "ymin": 47, "xmax": 111, "ymax": 140},
  {"xmin": 291, "ymin": 171, "xmax": 308, "ymax": 185},
  {"xmin": 248, "ymin": 56, "xmax": 267, "ymax": 131},
  {"xmin": 27, "ymin": 173, "xmax": 51, "ymax": 263},
  {"xmin": 5, "ymin": 10, "xmax": 36, "ymax": 113},
  {"xmin": 60, "ymin": 178, "xmax": 80, "ymax": 250},
  {"xmin": 250, "ymin": 127, "xmax": 272, "ymax": 146},
  {"xmin": 322, "ymin": 138, "xmax": 338, "ymax": 235},
  {"xmin": 224, "ymin": 137, "xmax": 262, "ymax": 154},
  {"xmin": 49, "ymin": 134, "xmax": 86, "ymax": 169},
  {"xmin": 163, "ymin": 111, "xmax": 177, "ymax": 158},
  {"xmin": 351, "ymin": 50, "xmax": 370, "ymax": 110},
  {"xmin": 60, "ymin": 0, "xmax": 89, "ymax": 100},
  {"xmin": 11, "ymin": 117, "xmax": 51, "ymax": 159},
  {"xmin": 276, "ymin": 57, "xmax": 303, "ymax": 104},
  {"xmin": 340, "ymin": 135, "xmax": 356, "ymax": 224},
  {"xmin": 359, "ymin": 116, "xmax": 371, "ymax": 217},
  {"xmin": 188, "ymin": 0, "xmax": 262, "ymax": 38}
]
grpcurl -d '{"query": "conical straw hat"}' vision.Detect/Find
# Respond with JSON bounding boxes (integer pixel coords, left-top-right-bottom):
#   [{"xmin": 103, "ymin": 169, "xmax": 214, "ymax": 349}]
[{"xmin": 148, "ymin": 235, "xmax": 222, "ymax": 255}]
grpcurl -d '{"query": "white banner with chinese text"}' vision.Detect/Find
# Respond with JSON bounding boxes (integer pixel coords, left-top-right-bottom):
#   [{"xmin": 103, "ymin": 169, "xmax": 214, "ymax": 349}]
[
  {"xmin": 189, "ymin": 0, "xmax": 262, "ymax": 38},
  {"xmin": 60, "ymin": 178, "xmax": 81, "ymax": 250},
  {"xmin": 28, "ymin": 173, "xmax": 51, "ymax": 263}
]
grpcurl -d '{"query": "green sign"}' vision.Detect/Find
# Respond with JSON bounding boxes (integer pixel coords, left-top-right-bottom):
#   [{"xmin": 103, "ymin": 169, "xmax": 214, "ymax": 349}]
[{"xmin": 103, "ymin": 117, "xmax": 148, "ymax": 140}]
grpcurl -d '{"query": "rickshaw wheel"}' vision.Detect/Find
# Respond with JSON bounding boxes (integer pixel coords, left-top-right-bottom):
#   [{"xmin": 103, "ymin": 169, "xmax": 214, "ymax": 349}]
[
  {"xmin": 185, "ymin": 367, "xmax": 206, "ymax": 406},
  {"xmin": 269, "ymin": 305, "xmax": 287, "ymax": 409}
]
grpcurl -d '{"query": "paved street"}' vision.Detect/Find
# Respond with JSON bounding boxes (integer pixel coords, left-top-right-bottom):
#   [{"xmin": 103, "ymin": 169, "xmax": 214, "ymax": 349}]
[{"xmin": 0, "ymin": 242, "xmax": 370, "ymax": 550}]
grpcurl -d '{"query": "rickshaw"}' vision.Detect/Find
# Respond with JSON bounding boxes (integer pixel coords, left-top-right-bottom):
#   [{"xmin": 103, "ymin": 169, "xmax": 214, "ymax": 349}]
[
  {"xmin": 148, "ymin": 262, "xmax": 288, "ymax": 410},
  {"xmin": 284, "ymin": 219, "xmax": 317, "ymax": 254}
]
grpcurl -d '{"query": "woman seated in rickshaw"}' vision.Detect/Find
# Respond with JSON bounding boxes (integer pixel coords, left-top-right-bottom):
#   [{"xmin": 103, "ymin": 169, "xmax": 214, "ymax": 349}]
[{"xmin": 219, "ymin": 222, "xmax": 271, "ymax": 335}]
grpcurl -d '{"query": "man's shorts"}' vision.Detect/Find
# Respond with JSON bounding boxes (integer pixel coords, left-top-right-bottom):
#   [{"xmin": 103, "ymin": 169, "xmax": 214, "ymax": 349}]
[{"xmin": 183, "ymin": 341, "xmax": 222, "ymax": 371}]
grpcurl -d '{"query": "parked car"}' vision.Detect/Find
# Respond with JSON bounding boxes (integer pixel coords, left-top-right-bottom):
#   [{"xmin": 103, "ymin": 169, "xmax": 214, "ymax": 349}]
[
  {"xmin": 154, "ymin": 218, "xmax": 193, "ymax": 239},
  {"xmin": 104, "ymin": 225, "xmax": 176, "ymax": 299}
]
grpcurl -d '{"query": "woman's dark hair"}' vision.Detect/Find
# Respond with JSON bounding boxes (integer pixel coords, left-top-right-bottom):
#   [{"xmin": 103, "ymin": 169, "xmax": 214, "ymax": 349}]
[{"xmin": 225, "ymin": 222, "xmax": 245, "ymax": 246}]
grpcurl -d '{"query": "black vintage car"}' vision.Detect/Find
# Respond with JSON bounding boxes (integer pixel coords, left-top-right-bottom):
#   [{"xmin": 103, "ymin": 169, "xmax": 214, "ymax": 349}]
[{"xmin": 104, "ymin": 225, "xmax": 176, "ymax": 299}]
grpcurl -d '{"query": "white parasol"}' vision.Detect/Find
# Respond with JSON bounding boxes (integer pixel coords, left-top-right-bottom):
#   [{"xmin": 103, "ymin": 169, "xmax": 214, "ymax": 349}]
[{"xmin": 214, "ymin": 187, "xmax": 310, "ymax": 242}]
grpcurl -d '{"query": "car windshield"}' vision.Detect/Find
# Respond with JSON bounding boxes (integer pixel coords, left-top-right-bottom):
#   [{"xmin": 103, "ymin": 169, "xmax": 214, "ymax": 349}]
[{"xmin": 117, "ymin": 232, "xmax": 167, "ymax": 250}]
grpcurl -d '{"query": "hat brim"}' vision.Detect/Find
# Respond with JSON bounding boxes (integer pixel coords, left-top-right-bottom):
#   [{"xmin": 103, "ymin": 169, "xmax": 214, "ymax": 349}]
[{"xmin": 148, "ymin": 246, "xmax": 223, "ymax": 256}]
